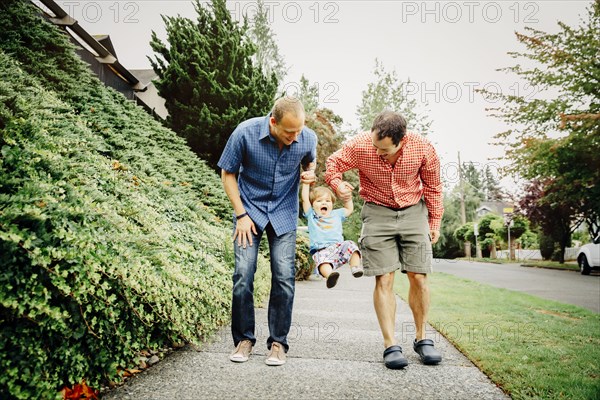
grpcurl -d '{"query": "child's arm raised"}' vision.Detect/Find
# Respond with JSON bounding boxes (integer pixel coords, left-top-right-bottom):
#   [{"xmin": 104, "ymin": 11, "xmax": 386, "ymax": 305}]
[
  {"xmin": 342, "ymin": 188, "xmax": 354, "ymax": 218},
  {"xmin": 301, "ymin": 183, "xmax": 312, "ymax": 215}
]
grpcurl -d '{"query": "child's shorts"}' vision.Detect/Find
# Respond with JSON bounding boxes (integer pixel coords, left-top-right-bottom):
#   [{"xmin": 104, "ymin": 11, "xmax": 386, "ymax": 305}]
[{"xmin": 312, "ymin": 240, "xmax": 360, "ymax": 276}]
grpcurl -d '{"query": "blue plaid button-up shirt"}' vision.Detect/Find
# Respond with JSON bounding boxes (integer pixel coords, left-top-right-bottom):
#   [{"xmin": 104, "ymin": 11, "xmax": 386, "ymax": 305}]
[{"xmin": 218, "ymin": 115, "xmax": 317, "ymax": 236}]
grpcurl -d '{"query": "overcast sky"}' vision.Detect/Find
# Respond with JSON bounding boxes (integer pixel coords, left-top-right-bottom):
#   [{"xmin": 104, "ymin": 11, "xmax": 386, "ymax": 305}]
[{"xmin": 55, "ymin": 0, "xmax": 591, "ymax": 190}]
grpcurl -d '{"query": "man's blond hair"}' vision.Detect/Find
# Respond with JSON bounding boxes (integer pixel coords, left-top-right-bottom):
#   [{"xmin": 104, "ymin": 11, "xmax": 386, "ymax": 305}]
[{"xmin": 271, "ymin": 96, "xmax": 305, "ymax": 123}]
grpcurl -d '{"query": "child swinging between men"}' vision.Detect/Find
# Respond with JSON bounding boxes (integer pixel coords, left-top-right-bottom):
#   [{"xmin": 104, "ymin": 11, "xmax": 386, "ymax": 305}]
[{"xmin": 301, "ymin": 181, "xmax": 363, "ymax": 288}]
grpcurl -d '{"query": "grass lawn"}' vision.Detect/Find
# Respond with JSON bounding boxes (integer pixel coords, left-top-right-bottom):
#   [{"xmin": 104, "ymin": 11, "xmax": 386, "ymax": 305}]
[
  {"xmin": 458, "ymin": 257, "xmax": 580, "ymax": 272},
  {"xmin": 519, "ymin": 260, "xmax": 580, "ymax": 272},
  {"xmin": 394, "ymin": 272, "xmax": 600, "ymax": 400}
]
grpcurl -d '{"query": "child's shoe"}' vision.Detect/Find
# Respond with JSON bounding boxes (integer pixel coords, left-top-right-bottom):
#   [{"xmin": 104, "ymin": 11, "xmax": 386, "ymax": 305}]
[
  {"xmin": 351, "ymin": 265, "xmax": 364, "ymax": 278},
  {"xmin": 326, "ymin": 271, "xmax": 340, "ymax": 288}
]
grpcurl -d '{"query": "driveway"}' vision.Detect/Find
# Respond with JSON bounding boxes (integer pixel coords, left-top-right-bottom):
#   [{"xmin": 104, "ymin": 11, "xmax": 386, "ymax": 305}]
[{"xmin": 433, "ymin": 259, "xmax": 600, "ymax": 313}]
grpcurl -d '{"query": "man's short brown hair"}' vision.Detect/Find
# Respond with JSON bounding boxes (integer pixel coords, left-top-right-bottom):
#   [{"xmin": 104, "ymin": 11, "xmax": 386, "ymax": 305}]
[{"xmin": 309, "ymin": 186, "xmax": 336, "ymax": 204}]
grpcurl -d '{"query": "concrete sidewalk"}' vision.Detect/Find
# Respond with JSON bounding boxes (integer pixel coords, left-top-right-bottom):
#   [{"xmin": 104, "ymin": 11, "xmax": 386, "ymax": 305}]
[{"xmin": 103, "ymin": 268, "xmax": 508, "ymax": 399}]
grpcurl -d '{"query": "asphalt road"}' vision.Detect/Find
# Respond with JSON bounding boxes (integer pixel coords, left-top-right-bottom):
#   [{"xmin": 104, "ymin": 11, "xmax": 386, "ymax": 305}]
[{"xmin": 433, "ymin": 259, "xmax": 600, "ymax": 313}]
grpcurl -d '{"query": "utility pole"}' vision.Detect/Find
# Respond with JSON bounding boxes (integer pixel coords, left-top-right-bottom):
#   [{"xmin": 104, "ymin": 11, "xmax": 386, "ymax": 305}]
[
  {"xmin": 458, "ymin": 152, "xmax": 471, "ymax": 257},
  {"xmin": 507, "ymin": 223, "xmax": 511, "ymax": 260},
  {"xmin": 474, "ymin": 222, "xmax": 482, "ymax": 258},
  {"xmin": 503, "ymin": 207, "xmax": 514, "ymax": 260}
]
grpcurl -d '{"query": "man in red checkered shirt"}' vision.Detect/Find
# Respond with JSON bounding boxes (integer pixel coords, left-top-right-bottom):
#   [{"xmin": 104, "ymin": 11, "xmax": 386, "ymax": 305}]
[{"xmin": 325, "ymin": 110, "xmax": 443, "ymax": 369}]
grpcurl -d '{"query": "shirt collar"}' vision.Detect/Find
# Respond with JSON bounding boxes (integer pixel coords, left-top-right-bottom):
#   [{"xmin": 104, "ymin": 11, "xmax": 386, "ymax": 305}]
[{"xmin": 260, "ymin": 114, "xmax": 273, "ymax": 142}]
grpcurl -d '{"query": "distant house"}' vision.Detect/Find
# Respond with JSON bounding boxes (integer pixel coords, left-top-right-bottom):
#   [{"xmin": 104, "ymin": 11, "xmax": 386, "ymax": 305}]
[
  {"xmin": 476, "ymin": 201, "xmax": 514, "ymax": 219},
  {"xmin": 32, "ymin": 0, "xmax": 167, "ymax": 120}
]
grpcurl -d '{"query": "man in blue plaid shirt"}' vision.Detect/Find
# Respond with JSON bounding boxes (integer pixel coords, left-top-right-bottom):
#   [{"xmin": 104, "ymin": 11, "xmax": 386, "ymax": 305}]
[{"xmin": 218, "ymin": 97, "xmax": 317, "ymax": 366}]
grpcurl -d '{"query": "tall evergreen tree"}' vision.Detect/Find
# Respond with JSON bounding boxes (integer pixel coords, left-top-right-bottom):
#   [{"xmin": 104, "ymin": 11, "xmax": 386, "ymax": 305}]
[
  {"xmin": 482, "ymin": 165, "xmax": 504, "ymax": 201},
  {"xmin": 357, "ymin": 59, "xmax": 432, "ymax": 134},
  {"xmin": 248, "ymin": 0, "xmax": 287, "ymax": 84},
  {"xmin": 461, "ymin": 162, "xmax": 486, "ymax": 220},
  {"xmin": 149, "ymin": 0, "xmax": 278, "ymax": 169},
  {"xmin": 462, "ymin": 163, "xmax": 485, "ymax": 198},
  {"xmin": 297, "ymin": 75, "xmax": 320, "ymax": 116}
]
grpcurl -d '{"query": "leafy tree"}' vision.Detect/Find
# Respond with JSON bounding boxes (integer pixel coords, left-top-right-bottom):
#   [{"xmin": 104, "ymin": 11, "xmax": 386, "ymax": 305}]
[
  {"xmin": 149, "ymin": 0, "xmax": 278, "ymax": 169},
  {"xmin": 357, "ymin": 59, "xmax": 433, "ymax": 134},
  {"xmin": 491, "ymin": 214, "xmax": 529, "ymax": 259},
  {"xmin": 482, "ymin": 2, "xmax": 600, "ymax": 240},
  {"xmin": 454, "ymin": 222, "xmax": 475, "ymax": 255},
  {"xmin": 436, "ymin": 164, "xmax": 483, "ymax": 257},
  {"xmin": 477, "ymin": 213, "xmax": 504, "ymax": 258},
  {"xmin": 453, "ymin": 224, "xmax": 469, "ymax": 242},
  {"xmin": 247, "ymin": 0, "xmax": 287, "ymax": 83},
  {"xmin": 518, "ymin": 179, "xmax": 580, "ymax": 263},
  {"xmin": 437, "ymin": 157, "xmax": 508, "ymax": 257},
  {"xmin": 518, "ymin": 230, "xmax": 538, "ymax": 249},
  {"xmin": 306, "ymin": 108, "xmax": 344, "ymax": 186},
  {"xmin": 499, "ymin": 215, "xmax": 529, "ymax": 244}
]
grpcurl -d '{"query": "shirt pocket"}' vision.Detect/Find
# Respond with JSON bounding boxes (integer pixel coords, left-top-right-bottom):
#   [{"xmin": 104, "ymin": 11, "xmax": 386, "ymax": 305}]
[
  {"xmin": 397, "ymin": 158, "xmax": 421, "ymax": 181},
  {"xmin": 285, "ymin": 146, "xmax": 309, "ymax": 169}
]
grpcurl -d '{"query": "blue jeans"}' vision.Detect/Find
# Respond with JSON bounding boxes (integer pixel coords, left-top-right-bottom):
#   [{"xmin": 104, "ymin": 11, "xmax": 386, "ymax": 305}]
[{"xmin": 231, "ymin": 223, "xmax": 296, "ymax": 351}]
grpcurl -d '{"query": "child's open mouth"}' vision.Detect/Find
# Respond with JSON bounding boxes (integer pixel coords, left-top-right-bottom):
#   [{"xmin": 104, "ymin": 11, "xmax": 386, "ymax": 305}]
[{"xmin": 320, "ymin": 207, "xmax": 328, "ymax": 213}]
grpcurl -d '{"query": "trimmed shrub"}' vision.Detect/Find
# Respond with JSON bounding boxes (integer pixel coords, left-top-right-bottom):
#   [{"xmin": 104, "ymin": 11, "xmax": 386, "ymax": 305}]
[
  {"xmin": 295, "ymin": 234, "xmax": 313, "ymax": 280},
  {"xmin": 0, "ymin": 1, "xmax": 273, "ymax": 397},
  {"xmin": 539, "ymin": 233, "xmax": 555, "ymax": 261}
]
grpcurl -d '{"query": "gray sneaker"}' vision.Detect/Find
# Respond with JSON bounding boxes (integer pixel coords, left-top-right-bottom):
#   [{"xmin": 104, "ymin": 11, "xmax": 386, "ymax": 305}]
[
  {"xmin": 351, "ymin": 265, "xmax": 364, "ymax": 278},
  {"xmin": 265, "ymin": 342, "xmax": 286, "ymax": 366},
  {"xmin": 229, "ymin": 339, "xmax": 253, "ymax": 363}
]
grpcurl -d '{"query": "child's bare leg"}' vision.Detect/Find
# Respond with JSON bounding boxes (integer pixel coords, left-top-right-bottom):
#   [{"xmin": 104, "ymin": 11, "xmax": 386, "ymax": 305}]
[
  {"xmin": 350, "ymin": 251, "xmax": 363, "ymax": 277},
  {"xmin": 318, "ymin": 263, "xmax": 334, "ymax": 278},
  {"xmin": 349, "ymin": 251, "xmax": 361, "ymax": 267},
  {"xmin": 319, "ymin": 263, "xmax": 339, "ymax": 288}
]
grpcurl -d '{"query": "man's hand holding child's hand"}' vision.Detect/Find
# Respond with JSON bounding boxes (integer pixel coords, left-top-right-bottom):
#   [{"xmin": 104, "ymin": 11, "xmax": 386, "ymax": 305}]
[{"xmin": 300, "ymin": 170, "xmax": 316, "ymax": 185}]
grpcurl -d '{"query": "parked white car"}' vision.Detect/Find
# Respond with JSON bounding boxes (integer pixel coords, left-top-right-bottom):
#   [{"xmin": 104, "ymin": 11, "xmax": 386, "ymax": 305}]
[{"xmin": 576, "ymin": 241, "xmax": 600, "ymax": 275}]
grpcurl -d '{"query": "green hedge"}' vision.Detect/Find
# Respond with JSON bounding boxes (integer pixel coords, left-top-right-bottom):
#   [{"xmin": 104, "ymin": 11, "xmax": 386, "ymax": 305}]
[
  {"xmin": 0, "ymin": 2, "xmax": 315, "ymax": 397},
  {"xmin": 0, "ymin": 48, "xmax": 253, "ymax": 399},
  {"xmin": 0, "ymin": 1, "xmax": 273, "ymax": 397}
]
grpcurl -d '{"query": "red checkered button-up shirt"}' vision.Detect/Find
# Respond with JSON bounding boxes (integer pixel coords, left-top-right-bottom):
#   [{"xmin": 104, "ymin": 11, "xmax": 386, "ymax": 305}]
[{"xmin": 325, "ymin": 131, "xmax": 444, "ymax": 231}]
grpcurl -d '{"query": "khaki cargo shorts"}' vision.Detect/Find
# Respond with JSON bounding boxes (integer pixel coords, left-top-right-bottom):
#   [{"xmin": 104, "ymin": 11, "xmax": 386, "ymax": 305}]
[{"xmin": 359, "ymin": 201, "xmax": 433, "ymax": 276}]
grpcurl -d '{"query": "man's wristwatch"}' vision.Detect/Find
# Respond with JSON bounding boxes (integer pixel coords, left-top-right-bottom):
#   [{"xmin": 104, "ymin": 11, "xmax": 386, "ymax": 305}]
[{"xmin": 236, "ymin": 212, "xmax": 248, "ymax": 220}]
